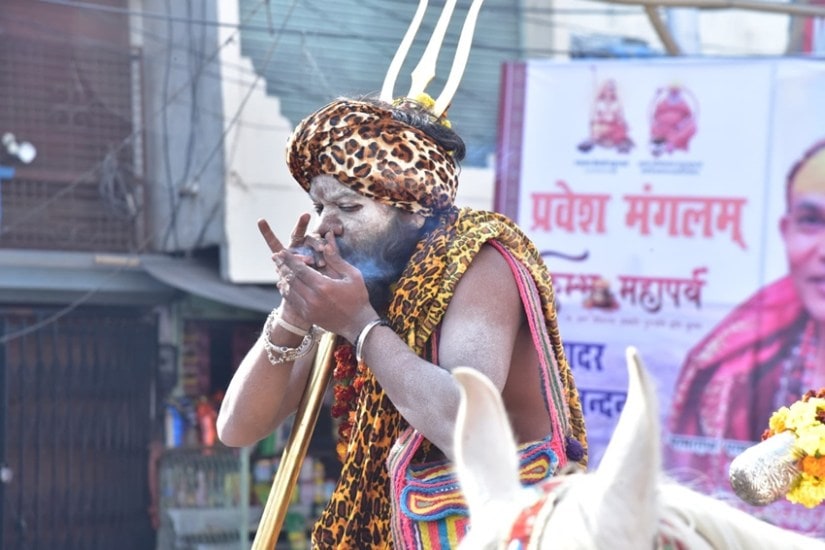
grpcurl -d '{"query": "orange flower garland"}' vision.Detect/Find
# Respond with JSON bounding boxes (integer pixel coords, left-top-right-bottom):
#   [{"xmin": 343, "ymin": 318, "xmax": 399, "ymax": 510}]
[{"xmin": 330, "ymin": 342, "xmax": 366, "ymax": 461}]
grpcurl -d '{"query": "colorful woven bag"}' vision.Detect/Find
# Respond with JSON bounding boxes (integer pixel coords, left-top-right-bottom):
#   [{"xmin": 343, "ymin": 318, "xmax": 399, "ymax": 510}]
[{"xmin": 388, "ymin": 427, "xmax": 560, "ymax": 549}]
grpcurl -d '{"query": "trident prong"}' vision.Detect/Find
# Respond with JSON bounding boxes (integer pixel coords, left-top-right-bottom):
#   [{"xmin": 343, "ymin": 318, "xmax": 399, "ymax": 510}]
[
  {"xmin": 380, "ymin": 0, "xmax": 429, "ymax": 103},
  {"xmin": 407, "ymin": 0, "xmax": 458, "ymax": 99},
  {"xmin": 433, "ymin": 0, "xmax": 485, "ymax": 116},
  {"xmin": 382, "ymin": 0, "xmax": 486, "ymax": 118}
]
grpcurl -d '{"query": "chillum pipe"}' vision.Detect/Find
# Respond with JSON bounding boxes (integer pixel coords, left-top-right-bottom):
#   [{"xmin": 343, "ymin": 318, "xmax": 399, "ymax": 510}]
[{"xmin": 252, "ymin": 331, "xmax": 337, "ymax": 549}]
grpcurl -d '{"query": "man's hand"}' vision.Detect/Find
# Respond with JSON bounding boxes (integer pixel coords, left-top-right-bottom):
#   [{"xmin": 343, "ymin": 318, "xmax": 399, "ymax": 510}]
[
  {"xmin": 257, "ymin": 216, "xmax": 317, "ymax": 329},
  {"xmin": 259, "ymin": 214, "xmax": 330, "ymax": 270},
  {"xmin": 273, "ymin": 231, "xmax": 377, "ymax": 343}
]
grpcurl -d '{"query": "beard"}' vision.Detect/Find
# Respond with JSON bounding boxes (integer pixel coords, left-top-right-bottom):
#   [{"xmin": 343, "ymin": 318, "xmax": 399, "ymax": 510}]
[{"xmin": 335, "ymin": 216, "xmax": 423, "ymax": 312}]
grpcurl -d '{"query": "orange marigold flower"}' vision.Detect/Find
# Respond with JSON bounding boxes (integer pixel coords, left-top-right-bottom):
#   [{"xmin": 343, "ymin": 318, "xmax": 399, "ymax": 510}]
[
  {"xmin": 334, "ymin": 343, "xmax": 355, "ymax": 363},
  {"xmin": 333, "ymin": 344, "xmax": 357, "ymax": 379},
  {"xmin": 801, "ymin": 455, "xmax": 825, "ymax": 478},
  {"xmin": 333, "ymin": 365, "xmax": 351, "ymax": 380},
  {"xmin": 330, "ymin": 402, "xmax": 349, "ymax": 418},
  {"xmin": 333, "ymin": 384, "xmax": 356, "ymax": 402},
  {"xmin": 336, "ymin": 441, "xmax": 348, "ymax": 462},
  {"xmin": 330, "ymin": 342, "xmax": 363, "ymax": 460}
]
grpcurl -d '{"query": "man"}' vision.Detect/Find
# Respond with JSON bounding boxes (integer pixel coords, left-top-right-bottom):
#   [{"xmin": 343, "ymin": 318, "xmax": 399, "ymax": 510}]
[
  {"xmin": 217, "ymin": 97, "xmax": 587, "ymax": 548},
  {"xmin": 665, "ymin": 138, "xmax": 825, "ymax": 536}
]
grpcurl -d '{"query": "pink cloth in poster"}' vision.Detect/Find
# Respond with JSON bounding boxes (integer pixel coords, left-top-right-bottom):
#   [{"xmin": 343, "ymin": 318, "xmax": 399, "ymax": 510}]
[{"xmin": 665, "ymin": 276, "xmax": 824, "ymax": 538}]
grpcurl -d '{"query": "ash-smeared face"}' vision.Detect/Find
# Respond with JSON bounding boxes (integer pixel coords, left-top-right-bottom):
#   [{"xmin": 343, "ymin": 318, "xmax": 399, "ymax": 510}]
[{"xmin": 308, "ymin": 175, "xmax": 425, "ymax": 305}]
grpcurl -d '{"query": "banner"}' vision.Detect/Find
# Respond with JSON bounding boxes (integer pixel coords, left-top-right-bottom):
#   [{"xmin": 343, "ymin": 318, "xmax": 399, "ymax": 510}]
[{"xmin": 496, "ymin": 57, "xmax": 825, "ymax": 537}]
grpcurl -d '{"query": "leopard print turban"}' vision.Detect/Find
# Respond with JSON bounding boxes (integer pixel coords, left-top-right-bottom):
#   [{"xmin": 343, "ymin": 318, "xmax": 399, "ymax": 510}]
[{"xmin": 286, "ymin": 99, "xmax": 459, "ymax": 217}]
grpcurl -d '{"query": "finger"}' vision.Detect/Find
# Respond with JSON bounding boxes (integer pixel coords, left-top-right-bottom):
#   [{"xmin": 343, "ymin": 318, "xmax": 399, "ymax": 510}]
[
  {"xmin": 258, "ymin": 219, "xmax": 284, "ymax": 254},
  {"xmin": 320, "ymin": 231, "xmax": 351, "ymax": 274},
  {"xmin": 305, "ymin": 232, "xmax": 347, "ymax": 278},
  {"xmin": 272, "ymin": 254, "xmax": 300, "ymax": 285},
  {"xmin": 275, "ymin": 250, "xmax": 315, "ymax": 278},
  {"xmin": 277, "ymin": 267, "xmax": 311, "ymax": 314},
  {"xmin": 289, "ymin": 213, "xmax": 312, "ymax": 248},
  {"xmin": 279, "ymin": 249, "xmax": 334, "ymax": 293},
  {"xmin": 304, "ymin": 235, "xmax": 328, "ymax": 269}
]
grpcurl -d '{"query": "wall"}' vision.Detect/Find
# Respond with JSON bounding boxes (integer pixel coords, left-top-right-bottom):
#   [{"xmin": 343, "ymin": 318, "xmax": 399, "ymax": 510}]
[{"xmin": 140, "ymin": 0, "xmax": 228, "ymax": 254}]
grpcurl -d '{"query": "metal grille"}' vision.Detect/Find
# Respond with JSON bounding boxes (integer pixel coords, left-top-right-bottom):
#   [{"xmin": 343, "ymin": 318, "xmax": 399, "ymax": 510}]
[
  {"xmin": 0, "ymin": 11, "xmax": 145, "ymax": 252},
  {"xmin": 0, "ymin": 307, "xmax": 157, "ymax": 550},
  {"xmin": 0, "ymin": 176, "xmax": 140, "ymax": 251}
]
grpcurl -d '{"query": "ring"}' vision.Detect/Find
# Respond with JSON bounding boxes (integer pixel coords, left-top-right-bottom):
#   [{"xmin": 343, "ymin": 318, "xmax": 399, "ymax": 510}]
[{"xmin": 284, "ymin": 272, "xmax": 294, "ymax": 283}]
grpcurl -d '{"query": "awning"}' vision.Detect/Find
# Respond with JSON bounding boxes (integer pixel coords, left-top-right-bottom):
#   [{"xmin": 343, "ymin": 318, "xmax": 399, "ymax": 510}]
[
  {"xmin": 0, "ymin": 249, "xmax": 176, "ymax": 306},
  {"xmin": 141, "ymin": 255, "xmax": 279, "ymax": 314}
]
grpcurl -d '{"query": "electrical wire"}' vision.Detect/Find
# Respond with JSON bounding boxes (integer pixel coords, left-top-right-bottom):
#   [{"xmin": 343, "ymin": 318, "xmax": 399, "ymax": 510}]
[
  {"xmin": 0, "ymin": 0, "xmax": 800, "ymax": 343},
  {"xmin": 189, "ymin": 0, "xmax": 303, "ymax": 250},
  {"xmin": 0, "ymin": 0, "xmax": 268, "ymax": 239},
  {"xmin": 35, "ymin": 0, "xmax": 669, "ymax": 55},
  {"xmin": 0, "ymin": 0, "xmax": 272, "ymax": 344}
]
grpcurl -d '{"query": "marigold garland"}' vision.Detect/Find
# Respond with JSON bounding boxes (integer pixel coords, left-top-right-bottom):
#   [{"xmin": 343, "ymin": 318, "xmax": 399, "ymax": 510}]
[
  {"xmin": 330, "ymin": 342, "xmax": 365, "ymax": 462},
  {"xmin": 763, "ymin": 388, "xmax": 825, "ymax": 508}
]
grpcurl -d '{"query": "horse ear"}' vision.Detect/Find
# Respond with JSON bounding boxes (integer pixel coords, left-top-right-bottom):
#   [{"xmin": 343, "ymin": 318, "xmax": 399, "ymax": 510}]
[
  {"xmin": 453, "ymin": 367, "xmax": 522, "ymax": 516},
  {"xmin": 593, "ymin": 347, "xmax": 660, "ymax": 540}
]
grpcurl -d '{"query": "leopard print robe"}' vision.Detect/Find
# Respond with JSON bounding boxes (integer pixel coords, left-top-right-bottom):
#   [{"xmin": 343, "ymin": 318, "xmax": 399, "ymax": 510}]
[{"xmin": 311, "ymin": 207, "xmax": 587, "ymax": 549}]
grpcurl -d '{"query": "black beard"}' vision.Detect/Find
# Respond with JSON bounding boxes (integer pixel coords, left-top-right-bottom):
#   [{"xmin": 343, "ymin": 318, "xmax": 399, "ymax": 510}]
[{"xmin": 336, "ymin": 221, "xmax": 423, "ymax": 312}]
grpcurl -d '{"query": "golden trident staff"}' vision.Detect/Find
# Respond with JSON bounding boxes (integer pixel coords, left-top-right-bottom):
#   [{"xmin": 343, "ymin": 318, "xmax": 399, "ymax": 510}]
[
  {"xmin": 252, "ymin": 0, "xmax": 485, "ymax": 546},
  {"xmin": 252, "ymin": 331, "xmax": 336, "ymax": 549}
]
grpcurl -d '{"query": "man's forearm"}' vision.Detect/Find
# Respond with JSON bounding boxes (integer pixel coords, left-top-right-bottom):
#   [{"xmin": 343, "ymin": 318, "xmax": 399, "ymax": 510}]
[
  {"xmin": 359, "ymin": 325, "xmax": 460, "ymax": 459},
  {"xmin": 217, "ymin": 327, "xmax": 310, "ymax": 447}
]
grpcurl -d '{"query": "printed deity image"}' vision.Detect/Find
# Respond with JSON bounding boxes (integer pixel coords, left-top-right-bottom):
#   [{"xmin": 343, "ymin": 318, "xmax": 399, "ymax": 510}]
[
  {"xmin": 577, "ymin": 78, "xmax": 634, "ymax": 154},
  {"xmin": 649, "ymin": 84, "xmax": 698, "ymax": 157}
]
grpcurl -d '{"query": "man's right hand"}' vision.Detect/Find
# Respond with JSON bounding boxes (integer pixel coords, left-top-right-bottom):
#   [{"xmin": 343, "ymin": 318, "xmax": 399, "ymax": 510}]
[{"xmin": 257, "ymin": 216, "xmax": 315, "ymax": 330}]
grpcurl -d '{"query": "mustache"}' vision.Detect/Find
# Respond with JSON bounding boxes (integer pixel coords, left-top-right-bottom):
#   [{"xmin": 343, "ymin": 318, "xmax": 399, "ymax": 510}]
[{"xmin": 336, "ymin": 237, "xmax": 402, "ymax": 283}]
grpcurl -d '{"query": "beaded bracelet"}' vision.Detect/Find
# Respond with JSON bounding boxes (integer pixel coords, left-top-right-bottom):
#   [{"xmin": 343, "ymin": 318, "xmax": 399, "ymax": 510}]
[{"xmin": 262, "ymin": 309, "xmax": 318, "ymax": 365}]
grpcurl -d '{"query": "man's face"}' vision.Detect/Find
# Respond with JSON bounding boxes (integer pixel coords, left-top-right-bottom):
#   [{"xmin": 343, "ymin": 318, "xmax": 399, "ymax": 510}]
[
  {"xmin": 308, "ymin": 175, "xmax": 425, "ymax": 299},
  {"xmin": 781, "ymin": 180, "xmax": 825, "ymax": 322}
]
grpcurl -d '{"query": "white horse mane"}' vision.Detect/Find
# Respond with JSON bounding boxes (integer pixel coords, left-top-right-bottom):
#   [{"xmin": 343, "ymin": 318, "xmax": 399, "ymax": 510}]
[{"xmin": 452, "ymin": 347, "xmax": 825, "ymax": 550}]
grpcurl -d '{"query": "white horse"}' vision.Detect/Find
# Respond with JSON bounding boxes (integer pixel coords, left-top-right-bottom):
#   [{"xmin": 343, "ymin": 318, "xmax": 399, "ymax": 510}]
[{"xmin": 452, "ymin": 347, "xmax": 825, "ymax": 549}]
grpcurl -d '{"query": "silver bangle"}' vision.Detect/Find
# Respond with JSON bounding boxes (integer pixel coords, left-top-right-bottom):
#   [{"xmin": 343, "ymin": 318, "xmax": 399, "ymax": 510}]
[
  {"xmin": 262, "ymin": 311, "xmax": 318, "ymax": 366},
  {"xmin": 355, "ymin": 318, "xmax": 390, "ymax": 365}
]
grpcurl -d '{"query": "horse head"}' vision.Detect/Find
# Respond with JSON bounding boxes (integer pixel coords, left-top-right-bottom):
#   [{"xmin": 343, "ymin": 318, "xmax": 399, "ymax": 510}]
[{"xmin": 453, "ymin": 347, "xmax": 825, "ymax": 549}]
